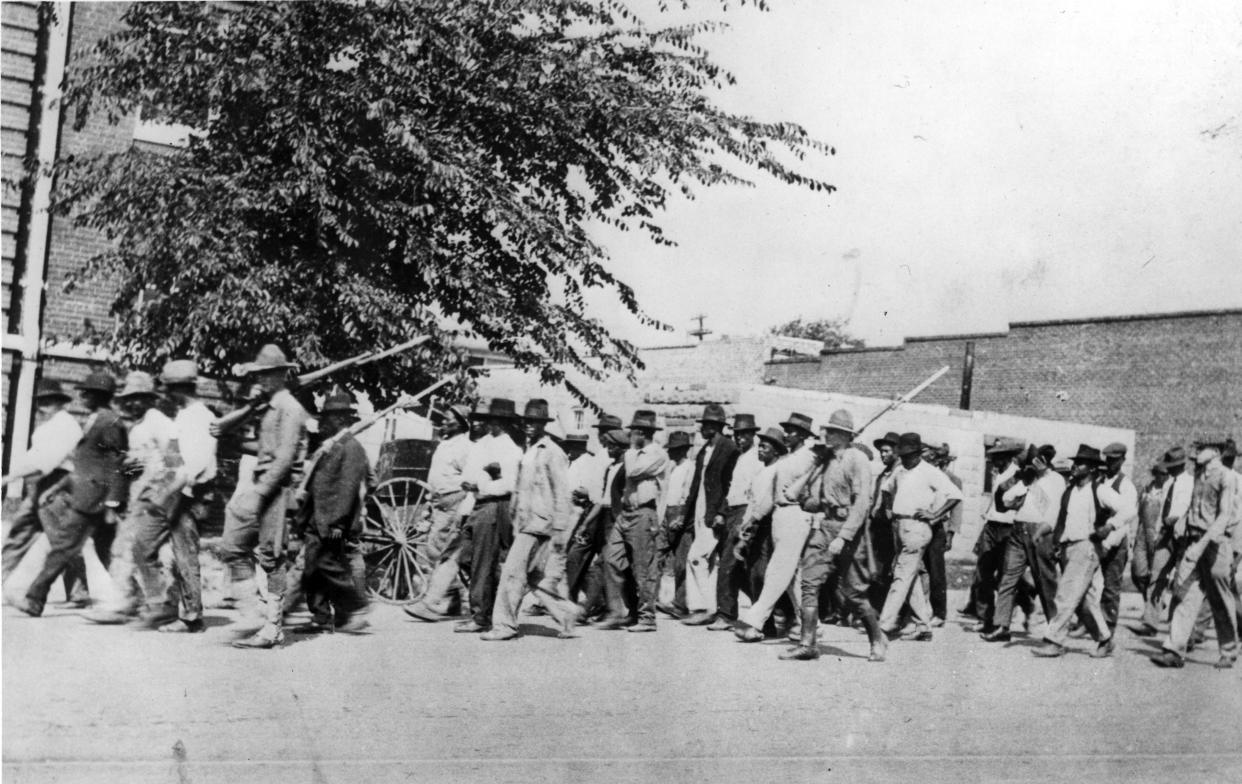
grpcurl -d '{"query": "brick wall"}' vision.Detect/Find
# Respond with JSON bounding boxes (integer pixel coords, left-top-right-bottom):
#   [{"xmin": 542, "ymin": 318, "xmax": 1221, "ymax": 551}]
[{"xmin": 765, "ymin": 310, "xmax": 1242, "ymax": 477}]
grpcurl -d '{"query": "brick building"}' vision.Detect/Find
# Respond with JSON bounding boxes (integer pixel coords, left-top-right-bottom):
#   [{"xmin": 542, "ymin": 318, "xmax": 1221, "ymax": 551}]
[{"xmin": 764, "ymin": 309, "xmax": 1242, "ymax": 476}]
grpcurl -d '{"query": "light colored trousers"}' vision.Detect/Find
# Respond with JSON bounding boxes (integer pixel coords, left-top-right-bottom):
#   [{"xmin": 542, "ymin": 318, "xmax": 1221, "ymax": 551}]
[
  {"xmin": 880, "ymin": 517, "xmax": 934, "ymax": 632},
  {"xmin": 684, "ymin": 514, "xmax": 718, "ymax": 614},
  {"xmin": 1163, "ymin": 540, "xmax": 1238, "ymax": 657},
  {"xmin": 491, "ymin": 531, "xmax": 577, "ymax": 635},
  {"xmin": 740, "ymin": 506, "xmax": 808, "ymax": 630},
  {"xmin": 1045, "ymin": 540, "xmax": 1109, "ymax": 645}
]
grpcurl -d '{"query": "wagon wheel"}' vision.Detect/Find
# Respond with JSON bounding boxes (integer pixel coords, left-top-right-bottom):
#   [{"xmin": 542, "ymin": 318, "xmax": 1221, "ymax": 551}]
[{"xmin": 360, "ymin": 477, "xmax": 432, "ymax": 604}]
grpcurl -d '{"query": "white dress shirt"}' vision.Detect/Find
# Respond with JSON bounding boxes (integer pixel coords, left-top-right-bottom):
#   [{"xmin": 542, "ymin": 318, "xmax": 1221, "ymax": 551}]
[
  {"xmin": 725, "ymin": 446, "xmax": 762, "ymax": 507},
  {"xmin": 10, "ymin": 408, "xmax": 81, "ymax": 477},
  {"xmin": 128, "ymin": 407, "xmax": 174, "ymax": 502},
  {"xmin": 173, "ymin": 400, "xmax": 218, "ymax": 490},
  {"xmin": 1005, "ymin": 470, "xmax": 1066, "ymax": 527},
  {"xmin": 884, "ymin": 459, "xmax": 964, "ymax": 518}
]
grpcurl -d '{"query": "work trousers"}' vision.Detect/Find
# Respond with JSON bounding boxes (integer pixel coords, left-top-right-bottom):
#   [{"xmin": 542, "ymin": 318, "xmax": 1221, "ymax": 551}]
[
  {"xmin": 567, "ymin": 508, "xmax": 612, "ymax": 614},
  {"xmin": 713, "ymin": 505, "xmax": 751, "ymax": 621},
  {"xmin": 974, "ymin": 521, "xmax": 1014, "ymax": 627},
  {"xmin": 657, "ymin": 505, "xmax": 691, "ymax": 615},
  {"xmin": 1095, "ymin": 541, "xmax": 1128, "ymax": 632},
  {"xmin": 800, "ymin": 525, "xmax": 882, "ymax": 645},
  {"xmin": 1044, "ymin": 540, "xmax": 1109, "ymax": 646},
  {"xmin": 993, "ymin": 521, "xmax": 1059, "ymax": 630},
  {"xmin": 879, "ymin": 518, "xmax": 934, "ymax": 632},
  {"xmin": 420, "ymin": 520, "xmax": 469, "ymax": 615},
  {"xmin": 1163, "ymin": 540, "xmax": 1237, "ymax": 657},
  {"xmin": 1130, "ymin": 516, "xmax": 1163, "ymax": 596},
  {"xmin": 1140, "ymin": 530, "xmax": 1179, "ymax": 627},
  {"xmin": 133, "ymin": 491, "xmax": 206, "ymax": 622},
  {"xmin": 604, "ymin": 506, "xmax": 659, "ymax": 626},
  {"xmin": 684, "ymin": 508, "xmax": 719, "ymax": 615},
  {"xmin": 4, "ymin": 484, "xmax": 88, "ymax": 602},
  {"xmin": 219, "ymin": 486, "xmax": 291, "ymax": 632},
  {"xmin": 740, "ymin": 506, "xmax": 809, "ymax": 630},
  {"xmin": 26, "ymin": 494, "xmax": 113, "ymax": 611},
  {"xmin": 301, "ymin": 529, "xmax": 368, "ymax": 625},
  {"xmin": 285, "ymin": 536, "xmax": 365, "ymax": 619},
  {"xmin": 492, "ymin": 531, "xmax": 578, "ymax": 634},
  {"xmin": 458, "ymin": 498, "xmax": 512, "ymax": 628},
  {"xmin": 867, "ymin": 514, "xmax": 897, "ymax": 611},
  {"xmin": 922, "ymin": 522, "xmax": 949, "ymax": 620}
]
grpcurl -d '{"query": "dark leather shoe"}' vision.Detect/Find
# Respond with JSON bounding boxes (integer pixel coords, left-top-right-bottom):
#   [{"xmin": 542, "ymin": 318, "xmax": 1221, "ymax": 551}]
[
  {"xmin": 1150, "ymin": 650, "xmax": 1185, "ymax": 668},
  {"xmin": 1213, "ymin": 655, "xmax": 1236, "ymax": 670},
  {"xmin": 1130, "ymin": 623, "xmax": 1159, "ymax": 637},
  {"xmin": 1032, "ymin": 642, "xmax": 1066, "ymax": 658},
  {"xmin": 981, "ymin": 628, "xmax": 1011, "ymax": 643},
  {"xmin": 453, "ymin": 620, "xmax": 488, "ymax": 633},
  {"xmin": 157, "ymin": 619, "xmax": 206, "ymax": 634},
  {"xmin": 656, "ymin": 602, "xmax": 687, "ymax": 619},
  {"xmin": 779, "ymin": 645, "xmax": 820, "ymax": 661},
  {"xmin": 734, "ymin": 624, "xmax": 764, "ymax": 643},
  {"xmin": 902, "ymin": 629, "xmax": 933, "ymax": 642},
  {"xmin": 288, "ymin": 620, "xmax": 334, "ymax": 635},
  {"xmin": 231, "ymin": 631, "xmax": 284, "ymax": 649},
  {"xmin": 1090, "ymin": 636, "xmax": 1116, "ymax": 659},
  {"xmin": 680, "ymin": 611, "xmax": 714, "ymax": 626},
  {"xmin": 706, "ymin": 617, "xmax": 734, "ymax": 632}
]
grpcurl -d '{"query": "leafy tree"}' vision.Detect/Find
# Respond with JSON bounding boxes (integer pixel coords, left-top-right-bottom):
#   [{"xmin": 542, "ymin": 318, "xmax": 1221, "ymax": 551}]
[
  {"xmin": 769, "ymin": 316, "xmax": 863, "ymax": 350},
  {"xmin": 54, "ymin": 0, "xmax": 835, "ymax": 403}
]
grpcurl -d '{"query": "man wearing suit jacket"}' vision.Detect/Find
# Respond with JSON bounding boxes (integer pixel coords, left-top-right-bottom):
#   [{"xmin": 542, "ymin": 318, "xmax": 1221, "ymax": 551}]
[
  {"xmin": 18, "ymin": 371, "xmax": 128, "ymax": 617},
  {"xmin": 484, "ymin": 400, "xmax": 582, "ymax": 640},
  {"xmin": 296, "ymin": 392, "xmax": 371, "ymax": 634},
  {"xmin": 681, "ymin": 403, "xmax": 739, "ymax": 625}
]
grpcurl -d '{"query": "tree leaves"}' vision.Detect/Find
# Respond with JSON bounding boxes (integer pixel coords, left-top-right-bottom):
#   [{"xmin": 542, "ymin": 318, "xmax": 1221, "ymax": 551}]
[{"xmin": 52, "ymin": 0, "xmax": 834, "ymax": 405}]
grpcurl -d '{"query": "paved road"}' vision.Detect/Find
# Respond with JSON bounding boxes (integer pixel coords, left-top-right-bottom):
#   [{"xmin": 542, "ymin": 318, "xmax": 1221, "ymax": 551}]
[{"xmin": 3, "ymin": 590, "xmax": 1240, "ymax": 784}]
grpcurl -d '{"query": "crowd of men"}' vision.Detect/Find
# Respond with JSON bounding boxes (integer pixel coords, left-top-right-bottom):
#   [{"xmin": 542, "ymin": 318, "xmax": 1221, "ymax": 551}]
[{"xmin": 2, "ymin": 348, "xmax": 1238, "ymax": 670}]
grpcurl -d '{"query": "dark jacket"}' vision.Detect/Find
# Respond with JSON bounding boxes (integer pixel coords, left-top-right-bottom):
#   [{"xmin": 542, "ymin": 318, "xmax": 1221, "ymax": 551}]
[
  {"xmin": 306, "ymin": 432, "xmax": 370, "ymax": 538},
  {"xmin": 69, "ymin": 409, "xmax": 129, "ymax": 515},
  {"xmin": 682, "ymin": 433, "xmax": 739, "ymax": 528}
]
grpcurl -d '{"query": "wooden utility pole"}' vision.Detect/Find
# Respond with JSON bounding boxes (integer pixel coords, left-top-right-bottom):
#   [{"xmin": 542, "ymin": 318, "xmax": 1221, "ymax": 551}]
[{"xmin": 689, "ymin": 314, "xmax": 712, "ymax": 342}]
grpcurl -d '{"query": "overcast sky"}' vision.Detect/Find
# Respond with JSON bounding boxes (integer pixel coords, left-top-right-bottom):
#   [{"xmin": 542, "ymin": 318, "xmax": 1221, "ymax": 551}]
[{"xmin": 584, "ymin": 0, "xmax": 1242, "ymax": 347}]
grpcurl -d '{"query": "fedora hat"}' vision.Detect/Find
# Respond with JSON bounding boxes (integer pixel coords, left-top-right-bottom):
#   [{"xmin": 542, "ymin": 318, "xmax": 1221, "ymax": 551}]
[
  {"xmin": 872, "ymin": 431, "xmax": 900, "ymax": 450},
  {"xmin": 821, "ymin": 409, "xmax": 855, "ymax": 435},
  {"xmin": 779, "ymin": 412, "xmax": 814, "ymax": 436},
  {"xmin": 731, "ymin": 413, "xmax": 758, "ymax": 433},
  {"xmin": 77, "ymin": 371, "xmax": 117, "ymax": 396},
  {"xmin": 564, "ymin": 433, "xmax": 590, "ymax": 446},
  {"xmin": 446, "ymin": 403, "xmax": 472, "ymax": 426},
  {"xmin": 697, "ymin": 404, "xmax": 729, "ymax": 426},
  {"xmin": 473, "ymin": 398, "xmax": 518, "ymax": 420},
  {"xmin": 896, "ymin": 432, "xmax": 923, "ymax": 456},
  {"xmin": 241, "ymin": 344, "xmax": 295, "ymax": 376},
  {"xmin": 1159, "ymin": 446, "xmax": 1187, "ymax": 468},
  {"xmin": 1070, "ymin": 444, "xmax": 1104, "ymax": 465},
  {"xmin": 1102, "ymin": 442, "xmax": 1127, "ymax": 458},
  {"xmin": 594, "ymin": 414, "xmax": 623, "ymax": 431},
  {"xmin": 628, "ymin": 409, "xmax": 662, "ymax": 431},
  {"xmin": 986, "ymin": 438, "xmax": 1024, "ymax": 457},
  {"xmin": 666, "ymin": 431, "xmax": 692, "ymax": 451},
  {"xmin": 757, "ymin": 427, "xmax": 789, "ymax": 455},
  {"xmin": 601, "ymin": 428, "xmax": 630, "ymax": 448},
  {"xmin": 116, "ymin": 371, "xmax": 158, "ymax": 399},
  {"xmin": 159, "ymin": 359, "xmax": 199, "ymax": 386},
  {"xmin": 522, "ymin": 398, "xmax": 554, "ymax": 422},
  {"xmin": 320, "ymin": 391, "xmax": 357, "ymax": 415},
  {"xmin": 34, "ymin": 378, "xmax": 72, "ymax": 402}
]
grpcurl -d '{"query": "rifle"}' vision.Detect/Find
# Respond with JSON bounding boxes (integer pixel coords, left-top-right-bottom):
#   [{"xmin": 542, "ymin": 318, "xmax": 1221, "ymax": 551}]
[
  {"xmin": 290, "ymin": 375, "xmax": 454, "ymax": 519},
  {"xmin": 855, "ymin": 365, "xmax": 951, "ymax": 436},
  {"xmin": 211, "ymin": 335, "xmax": 431, "ymax": 438}
]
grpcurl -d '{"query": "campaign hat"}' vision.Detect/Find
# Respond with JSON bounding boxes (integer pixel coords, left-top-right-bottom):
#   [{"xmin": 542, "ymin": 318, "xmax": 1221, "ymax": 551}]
[
  {"xmin": 159, "ymin": 360, "xmax": 199, "ymax": 386},
  {"xmin": 757, "ymin": 427, "xmax": 789, "ymax": 455},
  {"xmin": 116, "ymin": 371, "xmax": 158, "ymax": 399},
  {"xmin": 779, "ymin": 412, "xmax": 814, "ymax": 436},
  {"xmin": 821, "ymin": 409, "xmax": 855, "ymax": 436},
  {"xmin": 241, "ymin": 344, "xmax": 295, "ymax": 376}
]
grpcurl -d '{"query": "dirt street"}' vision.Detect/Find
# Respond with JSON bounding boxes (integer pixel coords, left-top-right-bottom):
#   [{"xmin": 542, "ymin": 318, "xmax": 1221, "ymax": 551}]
[{"xmin": 3, "ymin": 590, "xmax": 1239, "ymax": 784}]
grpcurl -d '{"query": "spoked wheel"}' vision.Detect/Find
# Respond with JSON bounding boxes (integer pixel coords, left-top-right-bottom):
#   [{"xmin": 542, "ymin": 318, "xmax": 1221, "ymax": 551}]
[{"xmin": 360, "ymin": 477, "xmax": 432, "ymax": 604}]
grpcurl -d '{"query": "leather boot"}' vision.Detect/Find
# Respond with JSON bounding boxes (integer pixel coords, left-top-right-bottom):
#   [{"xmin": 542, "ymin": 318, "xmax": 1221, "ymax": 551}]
[{"xmin": 799, "ymin": 607, "xmax": 819, "ymax": 650}]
